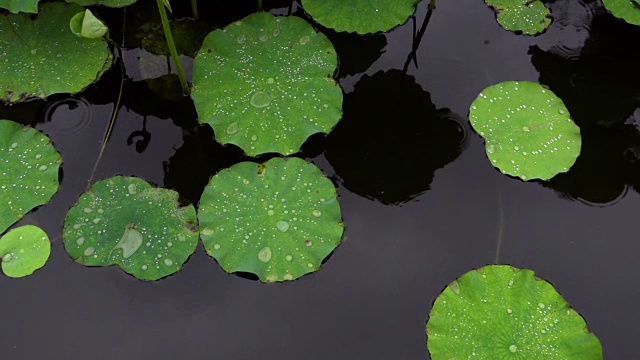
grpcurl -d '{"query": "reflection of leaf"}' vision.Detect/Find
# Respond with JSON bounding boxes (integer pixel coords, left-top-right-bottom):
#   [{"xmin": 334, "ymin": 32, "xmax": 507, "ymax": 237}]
[
  {"xmin": 485, "ymin": 0, "xmax": 552, "ymax": 35},
  {"xmin": 0, "ymin": 0, "xmax": 39, "ymax": 14},
  {"xmin": 0, "ymin": 120, "xmax": 61, "ymax": 234},
  {"xmin": 0, "ymin": 225, "xmax": 51, "ymax": 278},
  {"xmin": 602, "ymin": 0, "xmax": 640, "ymax": 26},
  {"xmin": 63, "ymin": 176, "xmax": 199, "ymax": 281},
  {"xmin": 427, "ymin": 265, "xmax": 603, "ymax": 360},
  {"xmin": 325, "ymin": 70, "xmax": 466, "ymax": 205},
  {"xmin": 65, "ymin": 0, "xmax": 137, "ymax": 7},
  {"xmin": 198, "ymin": 157, "xmax": 344, "ymax": 282},
  {"xmin": 324, "ymin": 30, "xmax": 387, "ymax": 77},
  {"xmin": 469, "ymin": 81, "xmax": 581, "ymax": 181},
  {"xmin": 301, "ymin": 0, "xmax": 420, "ymax": 34},
  {"xmin": 192, "ymin": 12, "xmax": 343, "ymax": 157},
  {"xmin": 0, "ymin": 3, "xmax": 112, "ymax": 103}
]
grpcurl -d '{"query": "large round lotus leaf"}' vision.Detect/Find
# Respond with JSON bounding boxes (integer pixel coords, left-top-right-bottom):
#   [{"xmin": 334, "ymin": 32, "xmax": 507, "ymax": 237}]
[
  {"xmin": 0, "ymin": 2, "xmax": 112, "ymax": 103},
  {"xmin": 191, "ymin": 12, "xmax": 342, "ymax": 157},
  {"xmin": 65, "ymin": 0, "xmax": 137, "ymax": 7},
  {"xmin": 0, "ymin": 120, "xmax": 61, "ymax": 235},
  {"xmin": 469, "ymin": 81, "xmax": 581, "ymax": 181},
  {"xmin": 301, "ymin": 0, "xmax": 421, "ymax": 34},
  {"xmin": 198, "ymin": 157, "xmax": 344, "ymax": 283},
  {"xmin": 0, "ymin": 225, "xmax": 50, "ymax": 278},
  {"xmin": 602, "ymin": 0, "xmax": 640, "ymax": 26},
  {"xmin": 485, "ymin": 0, "xmax": 552, "ymax": 35},
  {"xmin": 63, "ymin": 176, "xmax": 198, "ymax": 281},
  {"xmin": 0, "ymin": 0, "xmax": 39, "ymax": 14},
  {"xmin": 426, "ymin": 265, "xmax": 603, "ymax": 360}
]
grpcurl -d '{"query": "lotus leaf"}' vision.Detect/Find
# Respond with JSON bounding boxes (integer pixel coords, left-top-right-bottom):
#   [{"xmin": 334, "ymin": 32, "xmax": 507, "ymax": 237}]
[
  {"xmin": 0, "ymin": 120, "xmax": 61, "ymax": 235},
  {"xmin": 70, "ymin": 9, "xmax": 108, "ymax": 39},
  {"xmin": 66, "ymin": 0, "xmax": 137, "ymax": 7},
  {"xmin": 0, "ymin": 0, "xmax": 39, "ymax": 13},
  {"xmin": 198, "ymin": 157, "xmax": 344, "ymax": 282},
  {"xmin": 0, "ymin": 225, "xmax": 50, "ymax": 278},
  {"xmin": 301, "ymin": 0, "xmax": 421, "ymax": 34},
  {"xmin": 602, "ymin": 0, "xmax": 640, "ymax": 26},
  {"xmin": 426, "ymin": 265, "xmax": 603, "ymax": 360},
  {"xmin": 0, "ymin": 2, "xmax": 112, "ymax": 103},
  {"xmin": 63, "ymin": 176, "xmax": 198, "ymax": 281},
  {"xmin": 485, "ymin": 0, "xmax": 552, "ymax": 35},
  {"xmin": 469, "ymin": 81, "xmax": 581, "ymax": 181},
  {"xmin": 191, "ymin": 12, "xmax": 342, "ymax": 157}
]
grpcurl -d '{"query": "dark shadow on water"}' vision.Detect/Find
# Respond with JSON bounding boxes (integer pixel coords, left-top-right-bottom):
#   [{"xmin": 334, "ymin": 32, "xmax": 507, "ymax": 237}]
[{"xmin": 324, "ymin": 70, "xmax": 467, "ymax": 205}]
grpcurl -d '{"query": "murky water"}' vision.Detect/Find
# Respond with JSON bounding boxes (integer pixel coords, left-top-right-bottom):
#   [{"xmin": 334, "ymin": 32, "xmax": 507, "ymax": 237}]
[{"xmin": 1, "ymin": 0, "xmax": 639, "ymax": 358}]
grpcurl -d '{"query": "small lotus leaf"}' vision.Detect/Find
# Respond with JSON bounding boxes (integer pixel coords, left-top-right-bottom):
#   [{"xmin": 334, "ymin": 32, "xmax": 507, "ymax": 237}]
[
  {"xmin": 191, "ymin": 12, "xmax": 343, "ymax": 157},
  {"xmin": 301, "ymin": 0, "xmax": 421, "ymax": 34},
  {"xmin": 70, "ymin": 9, "xmax": 108, "ymax": 39},
  {"xmin": 197, "ymin": 157, "xmax": 344, "ymax": 282},
  {"xmin": 65, "ymin": 0, "xmax": 137, "ymax": 7},
  {"xmin": 0, "ymin": 120, "xmax": 61, "ymax": 235},
  {"xmin": 0, "ymin": 225, "xmax": 50, "ymax": 278},
  {"xmin": 0, "ymin": 0, "xmax": 39, "ymax": 13},
  {"xmin": 602, "ymin": 0, "xmax": 640, "ymax": 26},
  {"xmin": 485, "ymin": 0, "xmax": 552, "ymax": 35},
  {"xmin": 426, "ymin": 265, "xmax": 603, "ymax": 359},
  {"xmin": 469, "ymin": 81, "xmax": 581, "ymax": 181},
  {"xmin": 0, "ymin": 2, "xmax": 112, "ymax": 103},
  {"xmin": 63, "ymin": 176, "xmax": 198, "ymax": 281}
]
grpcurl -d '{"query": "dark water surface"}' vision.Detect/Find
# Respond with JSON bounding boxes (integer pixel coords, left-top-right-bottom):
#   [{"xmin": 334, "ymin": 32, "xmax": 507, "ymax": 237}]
[{"xmin": 1, "ymin": 0, "xmax": 639, "ymax": 358}]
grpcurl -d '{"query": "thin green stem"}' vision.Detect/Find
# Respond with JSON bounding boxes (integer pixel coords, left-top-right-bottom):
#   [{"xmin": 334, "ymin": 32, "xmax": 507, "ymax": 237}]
[
  {"xmin": 156, "ymin": 0, "xmax": 189, "ymax": 95},
  {"xmin": 191, "ymin": 0, "xmax": 199, "ymax": 20}
]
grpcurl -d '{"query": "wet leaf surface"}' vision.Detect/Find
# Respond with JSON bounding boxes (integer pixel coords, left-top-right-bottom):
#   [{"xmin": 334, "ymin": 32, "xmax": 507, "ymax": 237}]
[
  {"xmin": 602, "ymin": 0, "xmax": 640, "ymax": 25},
  {"xmin": 0, "ymin": 225, "xmax": 50, "ymax": 278},
  {"xmin": 485, "ymin": 0, "xmax": 552, "ymax": 35},
  {"xmin": 0, "ymin": 0, "xmax": 40, "ymax": 14}
]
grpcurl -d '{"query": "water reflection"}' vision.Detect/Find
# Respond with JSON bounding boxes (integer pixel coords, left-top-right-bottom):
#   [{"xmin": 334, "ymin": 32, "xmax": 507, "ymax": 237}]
[
  {"xmin": 531, "ymin": 11, "xmax": 640, "ymax": 206},
  {"xmin": 324, "ymin": 70, "xmax": 467, "ymax": 205}
]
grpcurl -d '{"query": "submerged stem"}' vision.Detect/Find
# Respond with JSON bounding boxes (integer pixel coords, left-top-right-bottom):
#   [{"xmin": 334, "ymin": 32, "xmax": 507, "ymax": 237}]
[
  {"xmin": 191, "ymin": 0, "xmax": 199, "ymax": 20},
  {"xmin": 156, "ymin": 0, "xmax": 189, "ymax": 95}
]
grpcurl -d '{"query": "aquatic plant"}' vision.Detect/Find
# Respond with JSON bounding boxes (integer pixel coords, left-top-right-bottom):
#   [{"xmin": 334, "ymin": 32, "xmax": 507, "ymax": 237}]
[
  {"xmin": 602, "ymin": 0, "xmax": 640, "ymax": 25},
  {"xmin": 484, "ymin": 0, "xmax": 552, "ymax": 34},
  {"xmin": 0, "ymin": 225, "xmax": 51, "ymax": 278}
]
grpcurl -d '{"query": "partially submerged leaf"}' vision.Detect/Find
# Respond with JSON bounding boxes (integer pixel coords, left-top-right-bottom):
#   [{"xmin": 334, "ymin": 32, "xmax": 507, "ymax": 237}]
[
  {"xmin": 426, "ymin": 265, "xmax": 603, "ymax": 359},
  {"xmin": 0, "ymin": 2, "xmax": 113, "ymax": 103},
  {"xmin": 198, "ymin": 157, "xmax": 344, "ymax": 282},
  {"xmin": 485, "ymin": 0, "xmax": 552, "ymax": 35},
  {"xmin": 602, "ymin": 0, "xmax": 640, "ymax": 26},
  {"xmin": 65, "ymin": 0, "xmax": 137, "ymax": 7},
  {"xmin": 0, "ymin": 120, "xmax": 61, "ymax": 235},
  {"xmin": 0, "ymin": 225, "xmax": 51, "ymax": 278},
  {"xmin": 70, "ymin": 9, "xmax": 108, "ymax": 39},
  {"xmin": 301, "ymin": 0, "xmax": 421, "ymax": 34},
  {"xmin": 0, "ymin": 0, "xmax": 39, "ymax": 14},
  {"xmin": 191, "ymin": 12, "xmax": 342, "ymax": 157},
  {"xmin": 63, "ymin": 176, "xmax": 198, "ymax": 281},
  {"xmin": 469, "ymin": 81, "xmax": 581, "ymax": 181}
]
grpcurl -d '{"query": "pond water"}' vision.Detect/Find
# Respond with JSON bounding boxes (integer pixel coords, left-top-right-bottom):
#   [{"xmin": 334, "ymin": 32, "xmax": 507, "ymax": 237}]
[{"xmin": 1, "ymin": 0, "xmax": 639, "ymax": 358}]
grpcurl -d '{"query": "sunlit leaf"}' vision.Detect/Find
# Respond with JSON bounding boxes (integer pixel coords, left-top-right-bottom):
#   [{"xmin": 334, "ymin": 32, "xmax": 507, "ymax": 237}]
[{"xmin": 0, "ymin": 225, "xmax": 50, "ymax": 278}]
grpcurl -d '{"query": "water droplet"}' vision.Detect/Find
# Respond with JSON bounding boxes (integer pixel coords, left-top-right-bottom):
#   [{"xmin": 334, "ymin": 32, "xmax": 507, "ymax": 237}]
[
  {"xmin": 84, "ymin": 247, "xmax": 95, "ymax": 256},
  {"xmin": 509, "ymin": 345, "xmax": 517, "ymax": 353},
  {"xmin": 312, "ymin": 209, "xmax": 321, "ymax": 217},
  {"xmin": 236, "ymin": 35, "xmax": 246, "ymax": 44},
  {"xmin": 267, "ymin": 77, "xmax": 274, "ymax": 84},
  {"xmin": 84, "ymin": 208, "xmax": 93, "ymax": 213},
  {"xmin": 128, "ymin": 184, "xmax": 137, "ymax": 194},
  {"xmin": 507, "ymin": 308, "xmax": 512, "ymax": 314},
  {"xmin": 243, "ymin": 179, "xmax": 250, "ymax": 185},
  {"xmin": 487, "ymin": 144, "xmax": 496, "ymax": 154},
  {"xmin": 508, "ymin": 279, "xmax": 514, "ymax": 287},
  {"xmin": 259, "ymin": 34, "xmax": 268, "ymax": 42},
  {"xmin": 559, "ymin": 110, "xmax": 565, "ymax": 115},
  {"xmin": 250, "ymin": 91, "xmax": 272, "ymax": 108},
  {"xmin": 258, "ymin": 246, "xmax": 272, "ymax": 263},
  {"xmin": 35, "ymin": 154, "xmax": 41, "ymax": 159},
  {"xmin": 30, "ymin": 49, "xmax": 37, "ymax": 55},
  {"xmin": 164, "ymin": 259, "xmax": 173, "ymax": 266},
  {"xmin": 142, "ymin": 265, "xmax": 148, "ymax": 271},
  {"xmin": 304, "ymin": 240, "xmax": 312, "ymax": 247},
  {"xmin": 538, "ymin": 303, "xmax": 546, "ymax": 309},
  {"xmin": 299, "ymin": 35, "xmax": 310, "ymax": 45},
  {"xmin": 213, "ymin": 244, "xmax": 221, "ymax": 250},
  {"xmin": 77, "ymin": 237, "xmax": 85, "ymax": 246},
  {"xmin": 201, "ymin": 228, "xmax": 215, "ymax": 236},
  {"xmin": 38, "ymin": 165, "xmax": 48, "ymax": 171},
  {"xmin": 285, "ymin": 255, "xmax": 292, "ymax": 262},
  {"xmin": 226, "ymin": 122, "xmax": 239, "ymax": 134},
  {"xmin": 111, "ymin": 225, "xmax": 143, "ymax": 259},
  {"xmin": 284, "ymin": 273, "xmax": 293, "ymax": 280},
  {"xmin": 307, "ymin": 263, "xmax": 313, "ymax": 268},
  {"xmin": 10, "ymin": 143, "xmax": 17, "ymax": 149},
  {"xmin": 522, "ymin": 126, "xmax": 530, "ymax": 132},
  {"xmin": 267, "ymin": 210, "xmax": 275, "ymax": 216},
  {"xmin": 2, "ymin": 253, "xmax": 13, "ymax": 262},
  {"xmin": 513, "ymin": 146, "xmax": 520, "ymax": 151},
  {"xmin": 450, "ymin": 280, "xmax": 460, "ymax": 295},
  {"xmin": 272, "ymin": 28, "xmax": 280, "ymax": 37},
  {"xmin": 93, "ymin": 218, "xmax": 101, "ymax": 224},
  {"xmin": 251, "ymin": 135, "xmax": 257, "ymax": 141},
  {"xmin": 276, "ymin": 221, "xmax": 289, "ymax": 232}
]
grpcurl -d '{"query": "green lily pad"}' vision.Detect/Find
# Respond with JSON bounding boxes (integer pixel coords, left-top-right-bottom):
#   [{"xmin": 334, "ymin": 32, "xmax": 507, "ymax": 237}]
[
  {"xmin": 63, "ymin": 176, "xmax": 198, "ymax": 281},
  {"xmin": 602, "ymin": 0, "xmax": 640, "ymax": 26},
  {"xmin": 191, "ymin": 12, "xmax": 342, "ymax": 157},
  {"xmin": 0, "ymin": 225, "xmax": 51, "ymax": 278},
  {"xmin": 0, "ymin": 0, "xmax": 39, "ymax": 14},
  {"xmin": 469, "ymin": 81, "xmax": 581, "ymax": 181},
  {"xmin": 198, "ymin": 157, "xmax": 344, "ymax": 283},
  {"xmin": 485, "ymin": 0, "xmax": 552, "ymax": 35},
  {"xmin": 301, "ymin": 0, "xmax": 421, "ymax": 34},
  {"xmin": 0, "ymin": 2, "xmax": 112, "ymax": 103},
  {"xmin": 70, "ymin": 9, "xmax": 108, "ymax": 39},
  {"xmin": 66, "ymin": 0, "xmax": 137, "ymax": 7},
  {"xmin": 0, "ymin": 120, "xmax": 61, "ymax": 235},
  {"xmin": 426, "ymin": 265, "xmax": 603, "ymax": 360}
]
